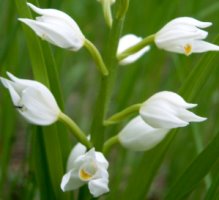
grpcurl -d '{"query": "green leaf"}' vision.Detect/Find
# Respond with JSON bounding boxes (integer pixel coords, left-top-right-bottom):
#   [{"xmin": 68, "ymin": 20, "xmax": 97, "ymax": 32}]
[
  {"xmin": 205, "ymin": 169, "xmax": 219, "ymax": 200},
  {"xmin": 15, "ymin": 1, "xmax": 71, "ymax": 199},
  {"xmin": 164, "ymin": 131, "xmax": 219, "ymax": 200}
]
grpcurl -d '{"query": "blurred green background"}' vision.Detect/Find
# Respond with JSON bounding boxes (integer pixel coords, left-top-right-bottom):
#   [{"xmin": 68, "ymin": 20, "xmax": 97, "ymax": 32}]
[{"xmin": 1, "ymin": 0, "xmax": 219, "ymax": 199}]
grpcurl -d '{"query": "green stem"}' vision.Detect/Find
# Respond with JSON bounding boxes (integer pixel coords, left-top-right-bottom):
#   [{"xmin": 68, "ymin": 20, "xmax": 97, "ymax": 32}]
[
  {"xmin": 58, "ymin": 112, "xmax": 92, "ymax": 149},
  {"xmin": 117, "ymin": 34, "xmax": 155, "ymax": 61},
  {"xmin": 103, "ymin": 135, "xmax": 119, "ymax": 155},
  {"xmin": 90, "ymin": 15, "xmax": 125, "ymax": 150},
  {"xmin": 104, "ymin": 103, "xmax": 142, "ymax": 125},
  {"xmin": 102, "ymin": 0, "xmax": 113, "ymax": 27},
  {"xmin": 84, "ymin": 39, "xmax": 109, "ymax": 76}
]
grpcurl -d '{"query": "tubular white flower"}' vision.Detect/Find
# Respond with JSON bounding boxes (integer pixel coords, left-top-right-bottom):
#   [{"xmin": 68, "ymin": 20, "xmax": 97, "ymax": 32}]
[
  {"xmin": 118, "ymin": 116, "xmax": 169, "ymax": 151},
  {"xmin": 19, "ymin": 2, "xmax": 85, "ymax": 51},
  {"xmin": 139, "ymin": 91, "xmax": 207, "ymax": 129},
  {"xmin": 117, "ymin": 34, "xmax": 150, "ymax": 65},
  {"xmin": 155, "ymin": 17, "xmax": 219, "ymax": 55},
  {"xmin": 0, "ymin": 72, "xmax": 60, "ymax": 126},
  {"xmin": 61, "ymin": 147, "xmax": 109, "ymax": 198}
]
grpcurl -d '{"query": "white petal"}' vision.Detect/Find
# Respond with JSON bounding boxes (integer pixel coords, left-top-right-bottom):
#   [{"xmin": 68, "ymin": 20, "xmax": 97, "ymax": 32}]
[
  {"xmin": 117, "ymin": 34, "xmax": 150, "ymax": 65},
  {"xmin": 19, "ymin": 87, "xmax": 60, "ymax": 125},
  {"xmin": 95, "ymin": 152, "xmax": 109, "ymax": 169},
  {"xmin": 0, "ymin": 78, "xmax": 20, "ymax": 105},
  {"xmin": 146, "ymin": 91, "xmax": 197, "ymax": 109},
  {"xmin": 19, "ymin": 19, "xmax": 84, "ymax": 51},
  {"xmin": 61, "ymin": 169, "xmax": 85, "ymax": 192},
  {"xmin": 7, "ymin": 72, "xmax": 61, "ymax": 115},
  {"xmin": 119, "ymin": 116, "xmax": 169, "ymax": 151},
  {"xmin": 155, "ymin": 17, "xmax": 214, "ymax": 54},
  {"xmin": 162, "ymin": 17, "xmax": 212, "ymax": 29},
  {"xmin": 27, "ymin": 2, "xmax": 82, "ymax": 30},
  {"xmin": 140, "ymin": 91, "xmax": 206, "ymax": 129},
  {"xmin": 178, "ymin": 108, "xmax": 207, "ymax": 122},
  {"xmin": 156, "ymin": 27, "xmax": 208, "ymax": 45},
  {"xmin": 192, "ymin": 40, "xmax": 219, "ymax": 52},
  {"xmin": 88, "ymin": 178, "xmax": 109, "ymax": 197},
  {"xmin": 67, "ymin": 143, "xmax": 87, "ymax": 171},
  {"xmin": 21, "ymin": 3, "xmax": 85, "ymax": 51}
]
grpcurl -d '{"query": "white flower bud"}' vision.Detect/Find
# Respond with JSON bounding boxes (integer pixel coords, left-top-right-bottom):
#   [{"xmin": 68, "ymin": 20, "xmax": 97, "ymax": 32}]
[
  {"xmin": 139, "ymin": 91, "xmax": 207, "ymax": 129},
  {"xmin": 155, "ymin": 17, "xmax": 219, "ymax": 55},
  {"xmin": 117, "ymin": 34, "xmax": 150, "ymax": 65},
  {"xmin": 0, "ymin": 72, "xmax": 60, "ymax": 126},
  {"xmin": 19, "ymin": 3, "xmax": 85, "ymax": 51},
  {"xmin": 118, "ymin": 116, "xmax": 169, "ymax": 151},
  {"xmin": 61, "ymin": 147, "xmax": 109, "ymax": 198}
]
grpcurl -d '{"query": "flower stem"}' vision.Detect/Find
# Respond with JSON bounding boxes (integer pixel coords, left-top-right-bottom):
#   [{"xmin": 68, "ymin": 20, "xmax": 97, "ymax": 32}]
[
  {"xmin": 84, "ymin": 39, "xmax": 109, "ymax": 76},
  {"xmin": 90, "ymin": 12, "xmax": 126, "ymax": 150},
  {"xmin": 104, "ymin": 103, "xmax": 142, "ymax": 125},
  {"xmin": 103, "ymin": 135, "xmax": 119, "ymax": 155},
  {"xmin": 102, "ymin": 0, "xmax": 113, "ymax": 27},
  {"xmin": 117, "ymin": 34, "xmax": 155, "ymax": 61},
  {"xmin": 58, "ymin": 112, "xmax": 92, "ymax": 149}
]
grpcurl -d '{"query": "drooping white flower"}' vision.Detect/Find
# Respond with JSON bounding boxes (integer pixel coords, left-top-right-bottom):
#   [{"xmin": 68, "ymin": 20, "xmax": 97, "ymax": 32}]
[
  {"xmin": 155, "ymin": 17, "xmax": 219, "ymax": 55},
  {"xmin": 61, "ymin": 147, "xmax": 109, "ymax": 197},
  {"xmin": 117, "ymin": 34, "xmax": 150, "ymax": 65},
  {"xmin": 19, "ymin": 3, "xmax": 85, "ymax": 51},
  {"xmin": 139, "ymin": 91, "xmax": 206, "ymax": 129},
  {"xmin": 0, "ymin": 72, "xmax": 60, "ymax": 126},
  {"xmin": 118, "ymin": 116, "xmax": 169, "ymax": 151}
]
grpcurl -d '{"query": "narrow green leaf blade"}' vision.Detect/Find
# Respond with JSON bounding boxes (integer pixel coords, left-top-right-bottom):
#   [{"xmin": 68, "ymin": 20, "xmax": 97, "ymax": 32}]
[{"xmin": 164, "ymin": 131, "xmax": 219, "ymax": 200}]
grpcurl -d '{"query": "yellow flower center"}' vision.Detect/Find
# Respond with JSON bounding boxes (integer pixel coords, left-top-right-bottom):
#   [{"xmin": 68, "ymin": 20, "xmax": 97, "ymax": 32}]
[
  {"xmin": 184, "ymin": 44, "xmax": 192, "ymax": 56},
  {"xmin": 79, "ymin": 161, "xmax": 97, "ymax": 181},
  {"xmin": 79, "ymin": 169, "xmax": 93, "ymax": 180}
]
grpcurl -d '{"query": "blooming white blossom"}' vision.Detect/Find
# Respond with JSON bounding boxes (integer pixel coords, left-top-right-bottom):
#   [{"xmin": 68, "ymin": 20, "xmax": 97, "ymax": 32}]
[
  {"xmin": 19, "ymin": 3, "xmax": 85, "ymax": 51},
  {"xmin": 118, "ymin": 116, "xmax": 169, "ymax": 151},
  {"xmin": 61, "ymin": 147, "xmax": 109, "ymax": 197},
  {"xmin": 155, "ymin": 17, "xmax": 219, "ymax": 55},
  {"xmin": 139, "ymin": 91, "xmax": 206, "ymax": 129},
  {"xmin": 0, "ymin": 72, "xmax": 60, "ymax": 125},
  {"xmin": 117, "ymin": 34, "xmax": 150, "ymax": 65}
]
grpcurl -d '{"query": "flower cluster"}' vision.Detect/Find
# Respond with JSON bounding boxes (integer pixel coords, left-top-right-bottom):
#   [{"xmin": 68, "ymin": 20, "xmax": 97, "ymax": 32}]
[
  {"xmin": 1, "ymin": 1, "xmax": 218, "ymax": 198},
  {"xmin": 118, "ymin": 91, "xmax": 206, "ymax": 151}
]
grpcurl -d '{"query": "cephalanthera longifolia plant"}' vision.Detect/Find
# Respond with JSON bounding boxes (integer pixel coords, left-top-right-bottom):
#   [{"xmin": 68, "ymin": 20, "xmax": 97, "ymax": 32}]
[{"xmin": 1, "ymin": 0, "xmax": 219, "ymax": 199}]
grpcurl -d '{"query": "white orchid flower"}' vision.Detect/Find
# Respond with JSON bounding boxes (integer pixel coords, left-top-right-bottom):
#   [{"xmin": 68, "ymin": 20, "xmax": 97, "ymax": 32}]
[
  {"xmin": 118, "ymin": 116, "xmax": 169, "ymax": 151},
  {"xmin": 139, "ymin": 91, "xmax": 206, "ymax": 129},
  {"xmin": 0, "ymin": 72, "xmax": 60, "ymax": 126},
  {"xmin": 19, "ymin": 3, "xmax": 85, "ymax": 51},
  {"xmin": 155, "ymin": 17, "xmax": 219, "ymax": 55},
  {"xmin": 117, "ymin": 34, "xmax": 150, "ymax": 65},
  {"xmin": 61, "ymin": 147, "xmax": 109, "ymax": 197}
]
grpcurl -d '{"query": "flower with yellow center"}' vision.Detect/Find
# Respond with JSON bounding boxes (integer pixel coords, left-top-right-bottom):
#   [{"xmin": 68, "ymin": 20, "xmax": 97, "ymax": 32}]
[
  {"xmin": 61, "ymin": 147, "xmax": 109, "ymax": 198},
  {"xmin": 155, "ymin": 17, "xmax": 219, "ymax": 55}
]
